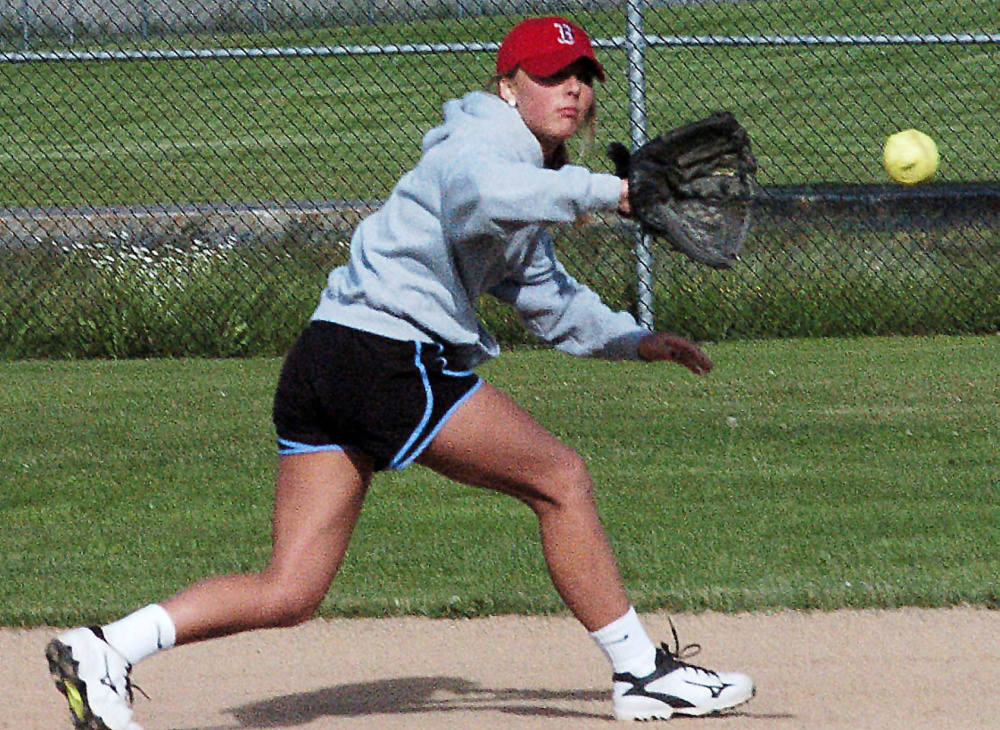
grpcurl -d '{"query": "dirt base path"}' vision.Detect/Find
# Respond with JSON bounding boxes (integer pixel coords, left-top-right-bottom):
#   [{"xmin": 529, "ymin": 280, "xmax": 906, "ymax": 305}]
[{"xmin": 4, "ymin": 607, "xmax": 997, "ymax": 730}]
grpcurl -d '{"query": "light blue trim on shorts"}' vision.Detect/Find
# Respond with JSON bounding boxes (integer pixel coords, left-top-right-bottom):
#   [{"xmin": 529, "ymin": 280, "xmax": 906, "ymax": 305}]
[
  {"xmin": 392, "ymin": 378, "xmax": 483, "ymax": 471},
  {"xmin": 388, "ymin": 342, "xmax": 435, "ymax": 470},
  {"xmin": 429, "ymin": 342, "xmax": 476, "ymax": 377},
  {"xmin": 387, "ymin": 343, "xmax": 483, "ymax": 471},
  {"xmin": 277, "ymin": 438, "xmax": 347, "ymax": 456}
]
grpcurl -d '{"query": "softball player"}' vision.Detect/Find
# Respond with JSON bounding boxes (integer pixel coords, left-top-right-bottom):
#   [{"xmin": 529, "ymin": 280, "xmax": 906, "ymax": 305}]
[{"xmin": 46, "ymin": 17, "xmax": 753, "ymax": 728}]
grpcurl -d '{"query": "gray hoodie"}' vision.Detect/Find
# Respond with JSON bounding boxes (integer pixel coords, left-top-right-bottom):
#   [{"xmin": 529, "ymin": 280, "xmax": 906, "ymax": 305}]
[{"xmin": 312, "ymin": 90, "xmax": 648, "ymax": 369}]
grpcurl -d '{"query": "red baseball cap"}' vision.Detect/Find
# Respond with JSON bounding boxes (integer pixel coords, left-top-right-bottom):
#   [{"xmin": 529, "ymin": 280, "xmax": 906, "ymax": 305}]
[{"xmin": 496, "ymin": 16, "xmax": 606, "ymax": 82}]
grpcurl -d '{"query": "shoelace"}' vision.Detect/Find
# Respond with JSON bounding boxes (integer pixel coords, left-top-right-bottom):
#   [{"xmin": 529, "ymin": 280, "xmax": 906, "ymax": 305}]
[
  {"xmin": 108, "ymin": 660, "xmax": 148, "ymax": 704},
  {"xmin": 130, "ymin": 677, "xmax": 150, "ymax": 702},
  {"xmin": 658, "ymin": 618, "xmax": 720, "ymax": 678}
]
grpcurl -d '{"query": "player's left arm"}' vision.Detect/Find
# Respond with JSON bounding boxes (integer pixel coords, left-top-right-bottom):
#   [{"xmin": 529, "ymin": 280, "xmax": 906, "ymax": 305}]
[{"xmin": 439, "ymin": 149, "xmax": 621, "ymax": 242}]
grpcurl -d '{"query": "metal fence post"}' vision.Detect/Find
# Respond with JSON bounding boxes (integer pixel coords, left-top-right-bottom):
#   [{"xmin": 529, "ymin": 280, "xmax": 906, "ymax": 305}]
[
  {"xmin": 19, "ymin": 0, "xmax": 30, "ymax": 50},
  {"xmin": 626, "ymin": 0, "xmax": 654, "ymax": 330}
]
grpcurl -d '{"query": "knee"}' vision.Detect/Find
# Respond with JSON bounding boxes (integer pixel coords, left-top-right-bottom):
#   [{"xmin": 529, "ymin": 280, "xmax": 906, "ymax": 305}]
[
  {"xmin": 525, "ymin": 447, "xmax": 597, "ymax": 513},
  {"xmin": 257, "ymin": 571, "xmax": 326, "ymax": 628}
]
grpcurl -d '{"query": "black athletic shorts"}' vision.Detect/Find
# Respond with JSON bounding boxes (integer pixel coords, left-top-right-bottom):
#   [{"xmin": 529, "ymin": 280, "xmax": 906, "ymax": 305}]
[{"xmin": 272, "ymin": 320, "xmax": 483, "ymax": 471}]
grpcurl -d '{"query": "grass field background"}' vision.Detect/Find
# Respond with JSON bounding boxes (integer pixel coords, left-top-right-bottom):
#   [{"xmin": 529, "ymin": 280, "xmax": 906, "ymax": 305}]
[
  {"xmin": 2, "ymin": 336, "xmax": 997, "ymax": 627},
  {"xmin": 0, "ymin": 1, "xmax": 997, "ymax": 207},
  {"xmin": 1, "ymin": 1, "xmax": 997, "ymax": 358},
  {"xmin": 1, "ymin": 2, "xmax": 997, "ymax": 627}
]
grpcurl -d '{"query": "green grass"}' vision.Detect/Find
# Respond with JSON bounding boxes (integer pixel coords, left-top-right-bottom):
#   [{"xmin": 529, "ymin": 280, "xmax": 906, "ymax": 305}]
[
  {"xmin": 2, "ymin": 337, "xmax": 997, "ymax": 626},
  {"xmin": 0, "ymin": 1, "xmax": 996, "ymax": 207},
  {"xmin": 1, "ymin": 2, "xmax": 996, "ymax": 357}
]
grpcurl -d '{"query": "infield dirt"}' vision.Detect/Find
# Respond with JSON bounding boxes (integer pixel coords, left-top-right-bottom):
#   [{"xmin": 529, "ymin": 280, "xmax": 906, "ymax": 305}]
[{"xmin": 4, "ymin": 607, "xmax": 997, "ymax": 730}]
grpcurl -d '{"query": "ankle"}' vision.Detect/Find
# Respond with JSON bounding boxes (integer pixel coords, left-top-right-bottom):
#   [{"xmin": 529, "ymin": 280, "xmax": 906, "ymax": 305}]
[{"xmin": 590, "ymin": 606, "xmax": 658, "ymax": 677}]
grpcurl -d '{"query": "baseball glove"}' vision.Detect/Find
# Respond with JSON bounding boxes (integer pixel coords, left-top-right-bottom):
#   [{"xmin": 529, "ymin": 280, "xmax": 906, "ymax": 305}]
[{"xmin": 608, "ymin": 111, "xmax": 758, "ymax": 269}]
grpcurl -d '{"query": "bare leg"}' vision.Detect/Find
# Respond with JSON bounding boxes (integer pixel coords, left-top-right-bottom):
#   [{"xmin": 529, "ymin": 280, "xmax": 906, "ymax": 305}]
[
  {"xmin": 418, "ymin": 382, "xmax": 629, "ymax": 631},
  {"xmin": 162, "ymin": 449, "xmax": 372, "ymax": 645}
]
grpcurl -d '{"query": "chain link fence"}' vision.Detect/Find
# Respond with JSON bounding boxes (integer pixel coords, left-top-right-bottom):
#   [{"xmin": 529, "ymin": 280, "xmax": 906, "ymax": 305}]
[{"xmin": 1, "ymin": 1, "xmax": 998, "ymax": 358}]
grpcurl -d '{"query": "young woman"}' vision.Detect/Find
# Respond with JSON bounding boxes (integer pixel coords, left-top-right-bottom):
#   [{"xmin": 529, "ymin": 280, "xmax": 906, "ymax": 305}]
[{"xmin": 47, "ymin": 16, "xmax": 753, "ymax": 728}]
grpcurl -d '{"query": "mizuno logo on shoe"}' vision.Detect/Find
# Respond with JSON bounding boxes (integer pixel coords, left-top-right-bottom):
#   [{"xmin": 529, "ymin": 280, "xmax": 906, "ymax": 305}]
[
  {"xmin": 684, "ymin": 679, "xmax": 734, "ymax": 699},
  {"xmin": 100, "ymin": 657, "xmax": 118, "ymax": 694}
]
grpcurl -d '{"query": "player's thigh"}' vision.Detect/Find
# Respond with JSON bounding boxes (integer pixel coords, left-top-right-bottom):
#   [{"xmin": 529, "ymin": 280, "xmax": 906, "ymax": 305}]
[
  {"xmin": 269, "ymin": 448, "xmax": 373, "ymax": 588},
  {"xmin": 417, "ymin": 381, "xmax": 590, "ymax": 503}
]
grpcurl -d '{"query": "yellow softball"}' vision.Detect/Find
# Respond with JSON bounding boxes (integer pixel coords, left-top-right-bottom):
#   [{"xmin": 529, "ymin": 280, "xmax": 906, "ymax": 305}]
[{"xmin": 883, "ymin": 129, "xmax": 939, "ymax": 184}]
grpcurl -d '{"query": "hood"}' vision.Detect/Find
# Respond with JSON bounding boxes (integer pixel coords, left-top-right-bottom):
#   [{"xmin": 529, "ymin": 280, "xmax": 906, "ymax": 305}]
[{"xmin": 421, "ymin": 91, "xmax": 543, "ymax": 164}]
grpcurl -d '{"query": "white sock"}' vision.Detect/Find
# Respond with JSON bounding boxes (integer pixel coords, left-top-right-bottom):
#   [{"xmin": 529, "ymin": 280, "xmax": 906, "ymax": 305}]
[
  {"xmin": 101, "ymin": 604, "xmax": 177, "ymax": 665},
  {"xmin": 590, "ymin": 606, "xmax": 658, "ymax": 677}
]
